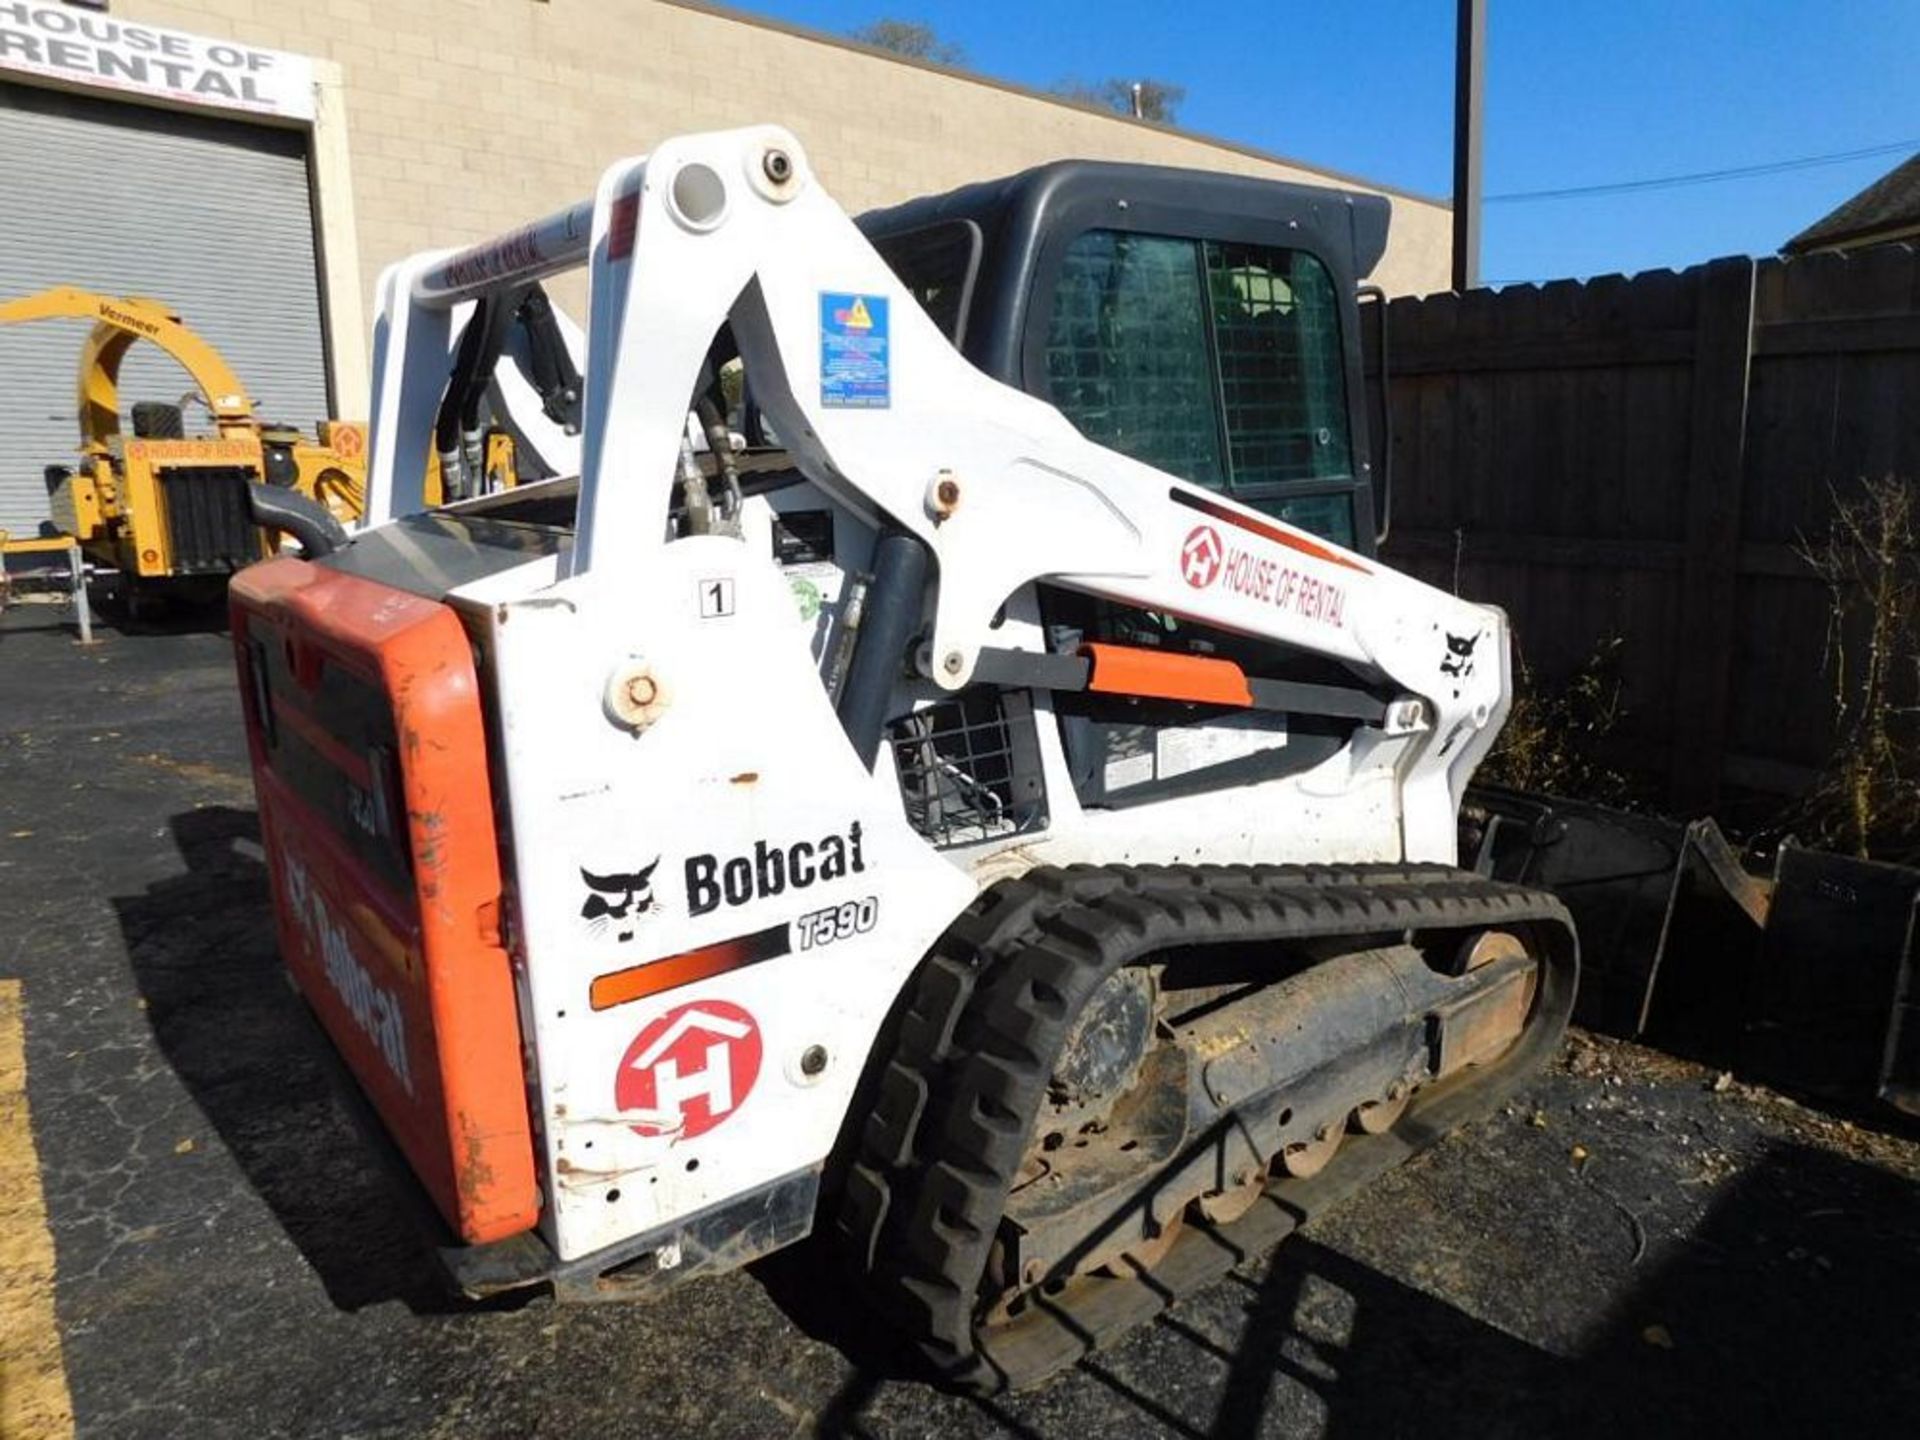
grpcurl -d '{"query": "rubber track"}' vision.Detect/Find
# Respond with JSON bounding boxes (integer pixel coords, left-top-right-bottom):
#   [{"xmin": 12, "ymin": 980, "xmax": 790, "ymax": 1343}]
[{"xmin": 831, "ymin": 862, "xmax": 1577, "ymax": 1393}]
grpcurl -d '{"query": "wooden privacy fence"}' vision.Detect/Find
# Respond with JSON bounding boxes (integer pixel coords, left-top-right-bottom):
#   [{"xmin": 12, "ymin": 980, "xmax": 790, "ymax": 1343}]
[{"xmin": 1367, "ymin": 244, "xmax": 1920, "ymax": 816}]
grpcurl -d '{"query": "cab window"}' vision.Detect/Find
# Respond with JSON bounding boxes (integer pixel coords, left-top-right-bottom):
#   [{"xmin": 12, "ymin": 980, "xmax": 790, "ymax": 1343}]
[
  {"xmin": 1042, "ymin": 229, "xmax": 1356, "ymax": 544},
  {"xmin": 873, "ymin": 221, "xmax": 979, "ymax": 344}
]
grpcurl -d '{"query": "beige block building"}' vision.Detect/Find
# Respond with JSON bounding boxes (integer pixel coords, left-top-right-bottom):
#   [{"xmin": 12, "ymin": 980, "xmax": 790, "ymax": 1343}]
[{"xmin": 0, "ymin": 0, "xmax": 1449, "ymax": 528}]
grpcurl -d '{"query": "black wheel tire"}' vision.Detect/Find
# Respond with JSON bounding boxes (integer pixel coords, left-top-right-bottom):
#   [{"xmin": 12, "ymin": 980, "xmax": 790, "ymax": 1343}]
[{"xmin": 131, "ymin": 402, "xmax": 186, "ymax": 440}]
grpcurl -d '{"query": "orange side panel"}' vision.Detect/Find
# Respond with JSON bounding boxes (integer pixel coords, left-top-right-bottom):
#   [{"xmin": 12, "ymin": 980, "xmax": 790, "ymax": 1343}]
[
  {"xmin": 1079, "ymin": 641, "xmax": 1254, "ymax": 707},
  {"xmin": 230, "ymin": 556, "xmax": 537, "ymax": 1244}
]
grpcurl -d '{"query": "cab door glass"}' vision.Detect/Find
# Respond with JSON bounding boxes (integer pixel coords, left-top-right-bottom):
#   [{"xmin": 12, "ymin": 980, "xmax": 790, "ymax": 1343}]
[
  {"xmin": 1042, "ymin": 228, "xmax": 1357, "ymax": 546},
  {"xmin": 1204, "ymin": 240, "xmax": 1353, "ymax": 486}
]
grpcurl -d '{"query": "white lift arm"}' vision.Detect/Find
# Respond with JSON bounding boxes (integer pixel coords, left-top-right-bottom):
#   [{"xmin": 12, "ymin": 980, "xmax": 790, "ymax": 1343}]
[{"xmin": 362, "ymin": 125, "xmax": 1509, "ymax": 851}]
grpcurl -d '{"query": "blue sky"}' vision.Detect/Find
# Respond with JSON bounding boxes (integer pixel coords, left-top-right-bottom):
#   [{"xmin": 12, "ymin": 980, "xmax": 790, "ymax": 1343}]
[{"xmin": 737, "ymin": 0, "xmax": 1920, "ymax": 285}]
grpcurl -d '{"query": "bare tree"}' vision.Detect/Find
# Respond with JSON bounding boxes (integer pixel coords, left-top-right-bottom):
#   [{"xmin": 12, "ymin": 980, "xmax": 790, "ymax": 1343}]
[
  {"xmin": 1054, "ymin": 77, "xmax": 1187, "ymax": 123},
  {"xmin": 850, "ymin": 18, "xmax": 967, "ymax": 66},
  {"xmin": 1792, "ymin": 475, "xmax": 1920, "ymax": 860}
]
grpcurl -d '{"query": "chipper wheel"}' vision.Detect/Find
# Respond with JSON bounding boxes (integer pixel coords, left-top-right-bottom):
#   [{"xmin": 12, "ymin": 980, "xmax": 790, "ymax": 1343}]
[{"xmin": 833, "ymin": 864, "xmax": 1577, "ymax": 1394}]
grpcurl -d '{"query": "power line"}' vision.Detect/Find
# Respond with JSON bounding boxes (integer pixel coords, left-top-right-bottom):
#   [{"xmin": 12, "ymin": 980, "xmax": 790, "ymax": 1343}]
[{"xmin": 1486, "ymin": 139, "xmax": 1920, "ymax": 204}]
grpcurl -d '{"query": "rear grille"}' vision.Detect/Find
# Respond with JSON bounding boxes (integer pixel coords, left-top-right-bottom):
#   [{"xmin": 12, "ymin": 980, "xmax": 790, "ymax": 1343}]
[
  {"xmin": 887, "ymin": 688, "xmax": 1049, "ymax": 849},
  {"xmin": 159, "ymin": 466, "xmax": 258, "ymax": 573}
]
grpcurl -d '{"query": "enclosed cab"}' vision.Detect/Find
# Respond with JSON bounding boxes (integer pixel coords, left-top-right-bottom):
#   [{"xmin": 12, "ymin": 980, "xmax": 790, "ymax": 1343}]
[{"xmin": 861, "ymin": 161, "xmax": 1387, "ymax": 551}]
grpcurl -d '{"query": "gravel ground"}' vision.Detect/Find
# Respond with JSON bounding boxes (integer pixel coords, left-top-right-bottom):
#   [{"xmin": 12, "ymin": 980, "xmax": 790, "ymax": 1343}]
[{"xmin": 4, "ymin": 602, "xmax": 1918, "ymax": 1439}]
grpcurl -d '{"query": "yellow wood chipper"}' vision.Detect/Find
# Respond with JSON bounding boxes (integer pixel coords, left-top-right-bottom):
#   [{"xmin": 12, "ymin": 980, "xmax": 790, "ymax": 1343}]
[{"xmin": 0, "ymin": 286, "xmax": 366, "ymax": 608}]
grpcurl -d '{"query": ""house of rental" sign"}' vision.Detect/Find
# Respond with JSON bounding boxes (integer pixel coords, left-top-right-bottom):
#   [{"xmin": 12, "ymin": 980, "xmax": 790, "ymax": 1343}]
[{"xmin": 0, "ymin": 1, "xmax": 315, "ymax": 122}]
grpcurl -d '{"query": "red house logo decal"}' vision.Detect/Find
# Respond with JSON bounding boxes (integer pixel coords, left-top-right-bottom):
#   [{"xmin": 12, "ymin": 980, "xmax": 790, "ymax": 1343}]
[
  {"xmin": 615, "ymin": 999, "xmax": 763, "ymax": 1139},
  {"xmin": 1181, "ymin": 525, "xmax": 1224, "ymax": 588}
]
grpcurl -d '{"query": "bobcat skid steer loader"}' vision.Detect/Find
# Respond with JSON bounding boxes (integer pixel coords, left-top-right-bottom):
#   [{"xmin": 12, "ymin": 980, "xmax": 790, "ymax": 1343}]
[{"xmin": 229, "ymin": 125, "xmax": 1575, "ymax": 1392}]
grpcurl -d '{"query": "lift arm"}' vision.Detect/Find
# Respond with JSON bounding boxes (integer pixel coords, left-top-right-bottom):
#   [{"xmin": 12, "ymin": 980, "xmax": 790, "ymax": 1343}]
[{"xmin": 0, "ymin": 286, "xmax": 256, "ymax": 454}]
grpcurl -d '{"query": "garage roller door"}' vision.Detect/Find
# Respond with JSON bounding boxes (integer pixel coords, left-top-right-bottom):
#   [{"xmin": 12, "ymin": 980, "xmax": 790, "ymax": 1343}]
[{"xmin": 0, "ymin": 80, "xmax": 329, "ymax": 534}]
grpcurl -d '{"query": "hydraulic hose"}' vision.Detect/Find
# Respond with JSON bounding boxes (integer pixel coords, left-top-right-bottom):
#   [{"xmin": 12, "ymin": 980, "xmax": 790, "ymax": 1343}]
[
  {"xmin": 435, "ymin": 289, "xmax": 524, "ymax": 499},
  {"xmin": 248, "ymin": 483, "xmax": 348, "ymax": 558}
]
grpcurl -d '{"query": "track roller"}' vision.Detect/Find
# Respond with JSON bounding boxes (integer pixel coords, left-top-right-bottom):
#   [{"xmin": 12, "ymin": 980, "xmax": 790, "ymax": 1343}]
[
  {"xmin": 1279, "ymin": 1123, "xmax": 1344, "ymax": 1178},
  {"xmin": 1352, "ymin": 1080, "xmax": 1412, "ymax": 1135}
]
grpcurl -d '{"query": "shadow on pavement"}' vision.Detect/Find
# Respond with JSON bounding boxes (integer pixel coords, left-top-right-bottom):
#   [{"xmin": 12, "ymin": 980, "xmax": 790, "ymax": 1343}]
[
  {"xmin": 1200, "ymin": 1241, "xmax": 1564, "ymax": 1439},
  {"xmin": 1570, "ymin": 1138, "xmax": 1920, "ymax": 1436},
  {"xmin": 113, "ymin": 804, "xmax": 453, "ymax": 1315},
  {"xmin": 788, "ymin": 1141, "xmax": 1920, "ymax": 1437},
  {"xmin": 89, "ymin": 577, "xmax": 234, "ymax": 636},
  {"xmin": 100, "ymin": 607, "xmax": 232, "ymax": 639}
]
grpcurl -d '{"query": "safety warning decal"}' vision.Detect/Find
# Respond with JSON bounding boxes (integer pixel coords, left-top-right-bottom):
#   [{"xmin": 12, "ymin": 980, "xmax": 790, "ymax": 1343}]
[
  {"xmin": 616, "ymin": 999, "xmax": 763, "ymax": 1139},
  {"xmin": 820, "ymin": 292, "xmax": 890, "ymax": 408}
]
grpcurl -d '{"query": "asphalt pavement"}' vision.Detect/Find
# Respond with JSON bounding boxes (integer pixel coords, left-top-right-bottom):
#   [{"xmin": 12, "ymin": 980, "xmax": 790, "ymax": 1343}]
[{"xmin": 3, "ymin": 600, "xmax": 1918, "ymax": 1439}]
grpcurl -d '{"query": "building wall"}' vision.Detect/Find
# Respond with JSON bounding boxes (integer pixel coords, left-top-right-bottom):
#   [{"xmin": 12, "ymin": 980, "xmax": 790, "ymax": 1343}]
[{"xmin": 114, "ymin": 0, "xmax": 1452, "ymax": 327}]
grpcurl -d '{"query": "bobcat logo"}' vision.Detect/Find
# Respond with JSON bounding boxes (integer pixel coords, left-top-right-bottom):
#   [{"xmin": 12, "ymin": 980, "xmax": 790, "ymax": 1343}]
[
  {"xmin": 580, "ymin": 860, "xmax": 660, "ymax": 943},
  {"xmin": 1440, "ymin": 631, "xmax": 1479, "ymax": 679}
]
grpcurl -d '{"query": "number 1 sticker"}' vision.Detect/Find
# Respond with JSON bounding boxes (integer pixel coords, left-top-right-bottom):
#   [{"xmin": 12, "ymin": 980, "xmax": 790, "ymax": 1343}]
[{"xmin": 699, "ymin": 578, "xmax": 735, "ymax": 619}]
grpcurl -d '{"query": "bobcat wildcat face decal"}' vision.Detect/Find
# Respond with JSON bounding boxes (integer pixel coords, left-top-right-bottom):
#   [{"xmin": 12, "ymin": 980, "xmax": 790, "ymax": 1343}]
[{"xmin": 580, "ymin": 860, "xmax": 660, "ymax": 943}]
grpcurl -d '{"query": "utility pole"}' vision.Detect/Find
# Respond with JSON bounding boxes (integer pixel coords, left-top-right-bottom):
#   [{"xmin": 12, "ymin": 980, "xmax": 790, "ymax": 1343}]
[{"xmin": 1452, "ymin": 0, "xmax": 1486, "ymax": 292}]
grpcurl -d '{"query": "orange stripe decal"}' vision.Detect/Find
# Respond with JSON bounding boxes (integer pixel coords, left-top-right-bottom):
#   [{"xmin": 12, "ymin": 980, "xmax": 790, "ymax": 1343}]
[
  {"xmin": 1170, "ymin": 489, "xmax": 1371, "ymax": 574},
  {"xmin": 590, "ymin": 923, "xmax": 792, "ymax": 1011},
  {"xmin": 1080, "ymin": 643, "xmax": 1253, "ymax": 707}
]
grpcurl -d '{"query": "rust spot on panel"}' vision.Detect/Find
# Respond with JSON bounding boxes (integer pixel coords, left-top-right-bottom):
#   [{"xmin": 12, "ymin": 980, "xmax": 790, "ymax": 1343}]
[
  {"xmin": 730, "ymin": 772, "xmax": 759, "ymax": 786},
  {"xmin": 456, "ymin": 1112, "xmax": 499, "ymax": 1205},
  {"xmin": 412, "ymin": 809, "xmax": 449, "ymax": 901}
]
